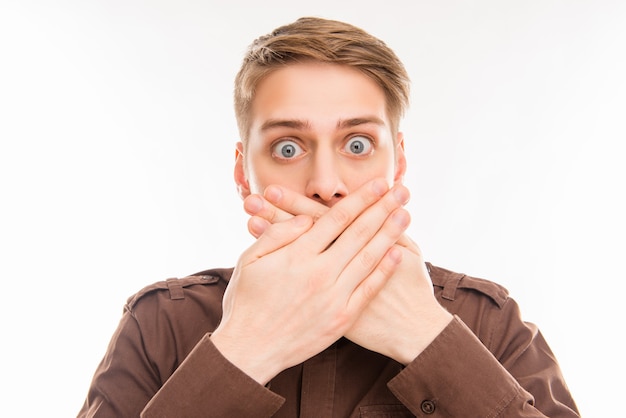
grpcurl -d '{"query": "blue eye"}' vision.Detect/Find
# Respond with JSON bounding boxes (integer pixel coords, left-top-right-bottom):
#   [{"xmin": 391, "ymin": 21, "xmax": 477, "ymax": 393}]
[
  {"xmin": 272, "ymin": 140, "xmax": 304, "ymax": 159},
  {"xmin": 344, "ymin": 136, "xmax": 373, "ymax": 155}
]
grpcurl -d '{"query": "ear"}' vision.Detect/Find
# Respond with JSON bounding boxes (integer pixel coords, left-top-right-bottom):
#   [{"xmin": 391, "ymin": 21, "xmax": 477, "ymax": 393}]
[
  {"xmin": 234, "ymin": 141, "xmax": 251, "ymax": 199},
  {"xmin": 394, "ymin": 132, "xmax": 407, "ymax": 183}
]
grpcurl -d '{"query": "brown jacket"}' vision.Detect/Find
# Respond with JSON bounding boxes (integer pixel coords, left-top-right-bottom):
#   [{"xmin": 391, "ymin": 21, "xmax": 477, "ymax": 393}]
[{"xmin": 78, "ymin": 264, "xmax": 579, "ymax": 417}]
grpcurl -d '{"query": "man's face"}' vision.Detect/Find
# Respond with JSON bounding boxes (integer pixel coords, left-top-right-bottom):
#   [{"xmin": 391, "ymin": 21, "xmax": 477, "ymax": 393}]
[{"xmin": 235, "ymin": 62, "xmax": 406, "ymax": 207}]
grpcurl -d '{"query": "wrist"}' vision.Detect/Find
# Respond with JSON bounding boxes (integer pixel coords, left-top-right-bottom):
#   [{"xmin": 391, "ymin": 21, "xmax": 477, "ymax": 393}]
[
  {"xmin": 210, "ymin": 328, "xmax": 281, "ymax": 385},
  {"xmin": 394, "ymin": 307, "xmax": 453, "ymax": 365}
]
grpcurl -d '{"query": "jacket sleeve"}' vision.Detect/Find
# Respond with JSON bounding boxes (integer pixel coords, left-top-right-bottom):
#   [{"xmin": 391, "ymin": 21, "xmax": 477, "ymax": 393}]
[
  {"xmin": 140, "ymin": 334, "xmax": 284, "ymax": 417},
  {"xmin": 77, "ymin": 310, "xmax": 162, "ymax": 417},
  {"xmin": 387, "ymin": 309, "xmax": 579, "ymax": 417},
  {"xmin": 77, "ymin": 282, "xmax": 285, "ymax": 418}
]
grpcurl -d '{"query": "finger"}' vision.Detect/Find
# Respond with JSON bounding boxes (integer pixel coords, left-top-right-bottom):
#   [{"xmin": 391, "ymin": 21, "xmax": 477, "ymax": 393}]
[
  {"xmin": 243, "ymin": 194, "xmax": 293, "ymax": 222},
  {"xmin": 332, "ymin": 207, "xmax": 410, "ymax": 292},
  {"xmin": 346, "ymin": 245, "xmax": 403, "ymax": 315},
  {"xmin": 298, "ymin": 178, "xmax": 391, "ymax": 253},
  {"xmin": 264, "ymin": 185, "xmax": 329, "ymax": 221},
  {"xmin": 397, "ymin": 233, "xmax": 422, "ymax": 256},
  {"xmin": 242, "ymin": 215, "xmax": 313, "ymax": 262},
  {"xmin": 329, "ymin": 185, "xmax": 410, "ymax": 256},
  {"xmin": 247, "ymin": 216, "xmax": 271, "ymax": 238}
]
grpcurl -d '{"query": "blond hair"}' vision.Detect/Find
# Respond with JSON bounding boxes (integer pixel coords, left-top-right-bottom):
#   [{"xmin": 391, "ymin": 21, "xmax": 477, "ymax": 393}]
[{"xmin": 234, "ymin": 17, "xmax": 410, "ymax": 142}]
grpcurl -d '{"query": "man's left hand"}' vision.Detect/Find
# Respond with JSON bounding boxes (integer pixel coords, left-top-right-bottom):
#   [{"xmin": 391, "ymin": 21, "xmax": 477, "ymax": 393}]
[{"xmin": 243, "ymin": 185, "xmax": 453, "ymax": 365}]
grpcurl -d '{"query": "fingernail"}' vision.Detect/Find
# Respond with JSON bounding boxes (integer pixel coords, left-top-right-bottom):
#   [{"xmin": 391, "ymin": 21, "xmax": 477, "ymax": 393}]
[
  {"xmin": 250, "ymin": 216, "xmax": 268, "ymax": 236},
  {"xmin": 394, "ymin": 186, "xmax": 409, "ymax": 204},
  {"xmin": 372, "ymin": 179, "xmax": 388, "ymax": 196},
  {"xmin": 392, "ymin": 209, "xmax": 410, "ymax": 227},
  {"xmin": 264, "ymin": 185, "xmax": 282, "ymax": 203},
  {"xmin": 245, "ymin": 195, "xmax": 263, "ymax": 214}
]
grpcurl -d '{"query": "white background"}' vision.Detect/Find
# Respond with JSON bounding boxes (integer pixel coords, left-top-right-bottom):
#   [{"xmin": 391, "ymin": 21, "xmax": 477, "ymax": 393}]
[{"xmin": 1, "ymin": 1, "xmax": 624, "ymax": 416}]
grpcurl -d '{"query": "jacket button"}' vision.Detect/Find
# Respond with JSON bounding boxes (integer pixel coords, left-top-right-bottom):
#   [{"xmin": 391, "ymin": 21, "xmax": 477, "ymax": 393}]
[{"xmin": 420, "ymin": 400, "xmax": 436, "ymax": 414}]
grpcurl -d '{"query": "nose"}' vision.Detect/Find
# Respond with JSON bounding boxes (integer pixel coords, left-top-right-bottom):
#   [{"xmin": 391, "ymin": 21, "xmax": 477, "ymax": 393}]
[{"xmin": 304, "ymin": 152, "xmax": 348, "ymax": 206}]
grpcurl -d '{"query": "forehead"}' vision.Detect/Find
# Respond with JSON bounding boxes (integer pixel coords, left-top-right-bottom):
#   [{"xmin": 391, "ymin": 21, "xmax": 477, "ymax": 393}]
[{"xmin": 249, "ymin": 63, "xmax": 390, "ymax": 133}]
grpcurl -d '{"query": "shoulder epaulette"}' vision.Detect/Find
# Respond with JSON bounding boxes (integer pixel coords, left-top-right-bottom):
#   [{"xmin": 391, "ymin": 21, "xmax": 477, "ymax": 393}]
[
  {"xmin": 124, "ymin": 270, "xmax": 227, "ymax": 311},
  {"xmin": 427, "ymin": 262, "xmax": 509, "ymax": 309}
]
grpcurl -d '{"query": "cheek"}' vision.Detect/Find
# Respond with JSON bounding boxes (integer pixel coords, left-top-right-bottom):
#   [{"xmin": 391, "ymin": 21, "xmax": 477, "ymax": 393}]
[
  {"xmin": 372, "ymin": 158, "xmax": 395, "ymax": 184},
  {"xmin": 246, "ymin": 159, "xmax": 307, "ymax": 195},
  {"xmin": 364, "ymin": 152, "xmax": 397, "ymax": 181},
  {"xmin": 341, "ymin": 155, "xmax": 396, "ymax": 191},
  {"xmin": 346, "ymin": 165, "xmax": 394, "ymax": 191}
]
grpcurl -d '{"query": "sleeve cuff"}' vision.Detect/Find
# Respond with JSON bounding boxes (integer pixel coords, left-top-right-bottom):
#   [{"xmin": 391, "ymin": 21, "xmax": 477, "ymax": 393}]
[
  {"xmin": 142, "ymin": 333, "xmax": 285, "ymax": 417},
  {"xmin": 388, "ymin": 316, "xmax": 526, "ymax": 417}
]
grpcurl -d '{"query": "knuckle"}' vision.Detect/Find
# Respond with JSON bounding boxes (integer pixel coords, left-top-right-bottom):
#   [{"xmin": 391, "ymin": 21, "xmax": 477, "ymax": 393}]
[
  {"xmin": 312, "ymin": 208, "xmax": 326, "ymax": 222},
  {"xmin": 350, "ymin": 221, "xmax": 374, "ymax": 242},
  {"xmin": 358, "ymin": 249, "xmax": 378, "ymax": 271},
  {"xmin": 374, "ymin": 248, "xmax": 401, "ymax": 278},
  {"xmin": 382, "ymin": 192, "xmax": 402, "ymax": 214},
  {"xmin": 360, "ymin": 281, "xmax": 378, "ymax": 302},
  {"xmin": 267, "ymin": 206, "xmax": 279, "ymax": 222},
  {"xmin": 360, "ymin": 188, "xmax": 377, "ymax": 207},
  {"xmin": 330, "ymin": 311, "xmax": 351, "ymax": 332},
  {"xmin": 262, "ymin": 221, "xmax": 284, "ymax": 240},
  {"xmin": 329, "ymin": 205, "xmax": 352, "ymax": 226}
]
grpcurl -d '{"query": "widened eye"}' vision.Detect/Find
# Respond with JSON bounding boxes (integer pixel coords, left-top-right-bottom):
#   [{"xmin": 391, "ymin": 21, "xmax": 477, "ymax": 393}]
[
  {"xmin": 272, "ymin": 140, "xmax": 304, "ymax": 159},
  {"xmin": 343, "ymin": 136, "xmax": 373, "ymax": 155}
]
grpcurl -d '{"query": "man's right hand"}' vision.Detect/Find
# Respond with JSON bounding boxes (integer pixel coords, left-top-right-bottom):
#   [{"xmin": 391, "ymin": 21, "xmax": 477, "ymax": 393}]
[
  {"xmin": 210, "ymin": 179, "xmax": 410, "ymax": 384},
  {"xmin": 242, "ymin": 182, "xmax": 453, "ymax": 366}
]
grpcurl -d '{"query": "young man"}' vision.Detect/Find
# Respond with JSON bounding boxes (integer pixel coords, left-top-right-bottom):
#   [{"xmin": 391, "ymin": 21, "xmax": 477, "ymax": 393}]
[{"xmin": 78, "ymin": 17, "xmax": 579, "ymax": 417}]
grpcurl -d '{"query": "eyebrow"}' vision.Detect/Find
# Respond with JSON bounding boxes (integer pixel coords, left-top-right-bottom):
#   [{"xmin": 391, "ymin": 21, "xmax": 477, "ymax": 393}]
[
  {"xmin": 336, "ymin": 117, "xmax": 386, "ymax": 130},
  {"xmin": 260, "ymin": 116, "xmax": 385, "ymax": 132},
  {"xmin": 260, "ymin": 119, "xmax": 312, "ymax": 132}
]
